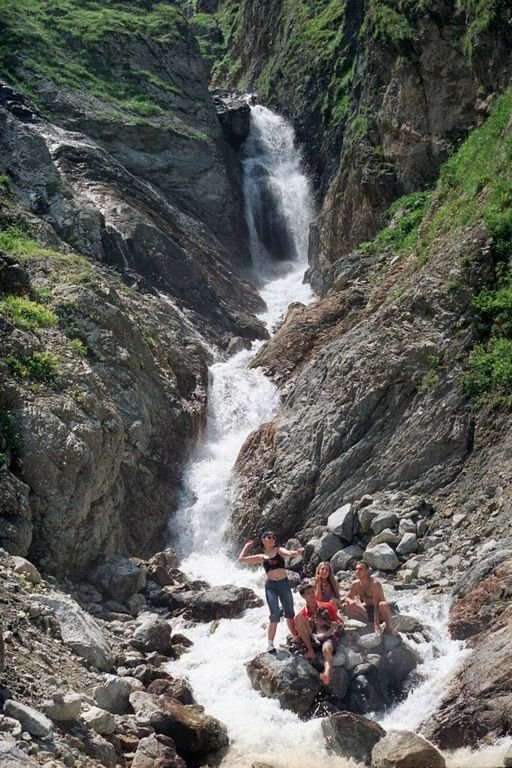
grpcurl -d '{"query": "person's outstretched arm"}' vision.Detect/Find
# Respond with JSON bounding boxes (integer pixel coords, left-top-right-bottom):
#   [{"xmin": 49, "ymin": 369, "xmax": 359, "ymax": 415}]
[
  {"xmin": 278, "ymin": 545, "xmax": 305, "ymax": 558},
  {"xmin": 238, "ymin": 540, "xmax": 263, "ymax": 565}
]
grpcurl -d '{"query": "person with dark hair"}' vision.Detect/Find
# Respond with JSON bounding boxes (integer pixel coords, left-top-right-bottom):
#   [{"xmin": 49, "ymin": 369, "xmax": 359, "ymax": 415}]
[
  {"xmin": 295, "ymin": 581, "xmax": 344, "ymax": 685},
  {"xmin": 343, "ymin": 562, "xmax": 397, "ymax": 635},
  {"xmin": 239, "ymin": 531, "xmax": 304, "ymax": 653}
]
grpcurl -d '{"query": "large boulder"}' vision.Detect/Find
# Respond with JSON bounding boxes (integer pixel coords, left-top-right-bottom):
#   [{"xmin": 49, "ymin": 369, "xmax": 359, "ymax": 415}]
[
  {"xmin": 0, "ymin": 742, "xmax": 40, "ymax": 767},
  {"xmin": 129, "ymin": 691, "xmax": 228, "ymax": 754},
  {"xmin": 327, "ymin": 503, "xmax": 358, "ymax": 542},
  {"xmin": 3, "ymin": 700, "xmax": 52, "ymax": 737},
  {"xmin": 371, "ymin": 730, "xmax": 445, "ymax": 768},
  {"xmin": 246, "ymin": 651, "xmax": 321, "ymax": 715},
  {"xmin": 322, "ymin": 711, "xmax": 386, "ymax": 765},
  {"xmin": 189, "ymin": 584, "xmax": 263, "ymax": 621},
  {"xmin": 364, "ymin": 544, "xmax": 400, "ymax": 572},
  {"xmin": 43, "ymin": 692, "xmax": 82, "ymax": 723},
  {"xmin": 31, "ymin": 593, "xmax": 112, "ymax": 670},
  {"xmin": 89, "ymin": 555, "xmax": 147, "ymax": 601},
  {"xmin": 131, "ymin": 613, "xmax": 173, "ymax": 656},
  {"xmin": 424, "ymin": 558, "xmax": 512, "ymax": 748},
  {"xmin": 331, "ymin": 544, "xmax": 364, "ymax": 572},
  {"xmin": 132, "ymin": 734, "xmax": 187, "ymax": 768},
  {"xmin": 94, "ymin": 674, "xmax": 132, "ymax": 715}
]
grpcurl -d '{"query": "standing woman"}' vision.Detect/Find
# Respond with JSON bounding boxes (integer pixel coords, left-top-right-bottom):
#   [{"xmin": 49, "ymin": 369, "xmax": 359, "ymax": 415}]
[
  {"xmin": 314, "ymin": 561, "xmax": 342, "ymax": 609},
  {"xmin": 239, "ymin": 531, "xmax": 304, "ymax": 653}
]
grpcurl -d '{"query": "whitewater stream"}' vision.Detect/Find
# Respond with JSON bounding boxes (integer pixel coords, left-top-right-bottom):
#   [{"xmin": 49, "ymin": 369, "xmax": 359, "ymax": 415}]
[{"xmin": 167, "ymin": 106, "xmax": 502, "ymax": 768}]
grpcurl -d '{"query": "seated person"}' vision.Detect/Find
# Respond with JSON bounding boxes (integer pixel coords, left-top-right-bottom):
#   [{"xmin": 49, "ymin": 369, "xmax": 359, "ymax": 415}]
[
  {"xmin": 343, "ymin": 562, "xmax": 397, "ymax": 635},
  {"xmin": 314, "ymin": 561, "xmax": 342, "ymax": 608},
  {"xmin": 295, "ymin": 581, "xmax": 344, "ymax": 685}
]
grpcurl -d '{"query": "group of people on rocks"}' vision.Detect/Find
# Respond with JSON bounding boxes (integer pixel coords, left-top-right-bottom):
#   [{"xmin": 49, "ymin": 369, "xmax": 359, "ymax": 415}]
[{"xmin": 239, "ymin": 530, "xmax": 397, "ymax": 684}]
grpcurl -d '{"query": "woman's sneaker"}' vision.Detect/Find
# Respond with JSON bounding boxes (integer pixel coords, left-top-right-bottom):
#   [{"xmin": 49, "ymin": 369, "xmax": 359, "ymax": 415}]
[{"xmin": 266, "ymin": 643, "xmax": 276, "ymax": 654}]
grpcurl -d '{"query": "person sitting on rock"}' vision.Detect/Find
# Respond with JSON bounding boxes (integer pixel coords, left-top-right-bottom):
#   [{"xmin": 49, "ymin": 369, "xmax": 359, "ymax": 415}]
[
  {"xmin": 314, "ymin": 560, "xmax": 342, "ymax": 608},
  {"xmin": 343, "ymin": 562, "xmax": 397, "ymax": 635},
  {"xmin": 295, "ymin": 581, "xmax": 344, "ymax": 685}
]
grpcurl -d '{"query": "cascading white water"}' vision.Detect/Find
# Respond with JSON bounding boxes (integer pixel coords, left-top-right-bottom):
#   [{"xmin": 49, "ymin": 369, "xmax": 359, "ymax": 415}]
[{"xmin": 168, "ymin": 106, "xmax": 473, "ymax": 768}]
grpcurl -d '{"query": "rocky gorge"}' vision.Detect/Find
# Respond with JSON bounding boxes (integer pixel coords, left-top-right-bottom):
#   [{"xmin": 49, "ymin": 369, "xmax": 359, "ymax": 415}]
[{"xmin": 0, "ymin": 0, "xmax": 512, "ymax": 767}]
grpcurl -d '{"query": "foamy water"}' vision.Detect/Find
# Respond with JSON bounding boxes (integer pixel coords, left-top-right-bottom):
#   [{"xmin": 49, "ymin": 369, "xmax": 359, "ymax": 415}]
[{"xmin": 166, "ymin": 105, "xmax": 504, "ymax": 767}]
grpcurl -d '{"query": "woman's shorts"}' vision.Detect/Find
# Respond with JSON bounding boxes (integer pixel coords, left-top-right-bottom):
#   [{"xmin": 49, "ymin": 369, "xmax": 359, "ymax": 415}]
[{"xmin": 265, "ymin": 577, "xmax": 295, "ymax": 622}]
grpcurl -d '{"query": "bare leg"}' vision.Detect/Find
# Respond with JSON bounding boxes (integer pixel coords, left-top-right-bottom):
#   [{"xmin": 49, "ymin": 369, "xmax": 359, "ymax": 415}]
[
  {"xmin": 268, "ymin": 621, "xmax": 278, "ymax": 644},
  {"xmin": 286, "ymin": 617, "xmax": 298, "ymax": 637},
  {"xmin": 342, "ymin": 599, "xmax": 369, "ymax": 623},
  {"xmin": 294, "ymin": 614, "xmax": 315, "ymax": 659},
  {"xmin": 378, "ymin": 601, "xmax": 398, "ymax": 635},
  {"xmin": 320, "ymin": 641, "xmax": 334, "ymax": 685}
]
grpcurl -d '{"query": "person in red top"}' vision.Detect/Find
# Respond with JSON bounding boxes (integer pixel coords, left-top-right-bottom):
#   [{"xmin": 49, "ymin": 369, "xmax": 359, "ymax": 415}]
[{"xmin": 295, "ymin": 581, "xmax": 344, "ymax": 684}]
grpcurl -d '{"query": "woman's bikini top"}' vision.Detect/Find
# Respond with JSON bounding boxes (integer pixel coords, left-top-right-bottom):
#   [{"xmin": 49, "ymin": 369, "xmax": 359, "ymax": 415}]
[
  {"xmin": 319, "ymin": 581, "xmax": 335, "ymax": 600},
  {"xmin": 262, "ymin": 550, "xmax": 286, "ymax": 573}
]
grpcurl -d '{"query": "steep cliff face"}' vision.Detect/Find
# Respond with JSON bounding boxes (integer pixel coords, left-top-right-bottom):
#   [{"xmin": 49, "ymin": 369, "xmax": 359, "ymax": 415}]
[
  {"xmin": 232, "ymin": 84, "xmax": 512, "ymax": 547},
  {"xmin": 210, "ymin": 0, "xmax": 512, "ymax": 290},
  {"xmin": 0, "ymin": 0, "xmax": 265, "ymax": 578}
]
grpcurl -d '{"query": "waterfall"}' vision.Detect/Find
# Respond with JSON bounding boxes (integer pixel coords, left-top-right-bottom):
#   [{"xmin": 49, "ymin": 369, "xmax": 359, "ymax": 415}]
[
  {"xmin": 243, "ymin": 105, "xmax": 314, "ymax": 277},
  {"xmin": 167, "ymin": 106, "xmax": 472, "ymax": 768}
]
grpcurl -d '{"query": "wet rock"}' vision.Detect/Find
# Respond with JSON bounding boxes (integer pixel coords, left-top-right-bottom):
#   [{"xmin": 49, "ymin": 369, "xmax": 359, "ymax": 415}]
[
  {"xmin": 382, "ymin": 642, "xmax": 420, "ymax": 687},
  {"xmin": 147, "ymin": 678, "xmax": 195, "ymax": 705},
  {"xmin": 424, "ymin": 559, "xmax": 512, "ymax": 748},
  {"xmin": 227, "ymin": 336, "xmax": 252, "ymax": 356},
  {"xmin": 142, "ymin": 550, "xmax": 179, "ymax": 588},
  {"xmin": 371, "ymin": 730, "xmax": 445, "ymax": 767},
  {"xmin": 391, "ymin": 615, "xmax": 424, "ymax": 634},
  {"xmin": 212, "ymin": 90, "xmax": 251, "ymax": 148},
  {"xmin": 246, "ymin": 651, "xmax": 321, "ymax": 715},
  {"xmin": 189, "ymin": 584, "xmax": 263, "ymax": 621},
  {"xmin": 350, "ymin": 666, "xmax": 392, "ymax": 714},
  {"xmin": 129, "ymin": 691, "xmax": 229, "ymax": 753},
  {"xmin": 358, "ymin": 632, "xmax": 383, "ymax": 651},
  {"xmin": 326, "ymin": 666, "xmax": 350, "ymax": 702},
  {"xmin": 322, "ymin": 711, "xmax": 386, "ymax": 765}
]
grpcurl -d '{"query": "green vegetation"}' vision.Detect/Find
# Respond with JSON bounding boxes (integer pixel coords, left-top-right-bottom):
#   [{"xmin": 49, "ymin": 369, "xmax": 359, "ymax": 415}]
[
  {"xmin": 423, "ymin": 89, "xmax": 512, "ymax": 407},
  {"xmin": 361, "ymin": 191, "xmax": 432, "ymax": 257},
  {"xmin": 0, "ymin": 408, "xmax": 20, "ymax": 469},
  {"xmin": 0, "ymin": 0, "xmax": 186, "ymax": 119},
  {"xmin": 459, "ymin": 0, "xmax": 508, "ymax": 60},
  {"xmin": 418, "ymin": 355, "xmax": 440, "ymax": 393},
  {"xmin": 210, "ymin": 0, "xmax": 358, "ymax": 153},
  {"xmin": 465, "ymin": 270, "xmax": 512, "ymax": 406},
  {"xmin": 362, "ymin": 1, "xmax": 415, "ymax": 46},
  {"xmin": 465, "ymin": 338, "xmax": 512, "ymax": 406},
  {"xmin": 6, "ymin": 351, "xmax": 58, "ymax": 382},
  {"xmin": 0, "ymin": 295, "xmax": 58, "ymax": 331}
]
